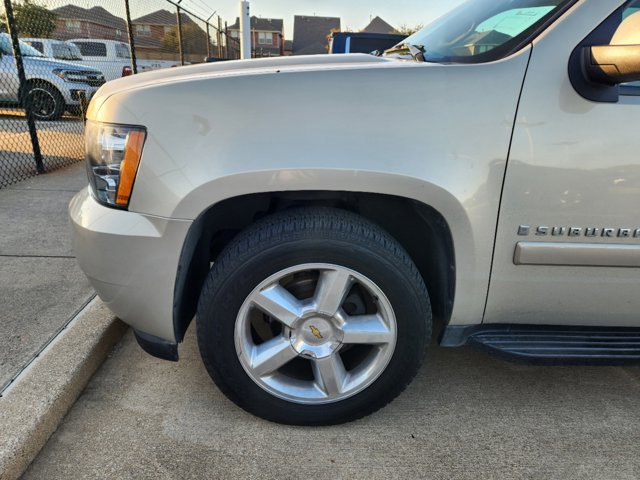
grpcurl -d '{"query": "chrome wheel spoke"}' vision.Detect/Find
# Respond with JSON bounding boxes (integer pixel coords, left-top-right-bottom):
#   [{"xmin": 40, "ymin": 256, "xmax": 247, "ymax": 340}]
[
  {"xmin": 237, "ymin": 263, "xmax": 397, "ymax": 404},
  {"xmin": 312, "ymin": 354, "xmax": 348, "ymax": 396},
  {"xmin": 342, "ymin": 314, "xmax": 394, "ymax": 345},
  {"xmin": 252, "ymin": 284, "xmax": 303, "ymax": 328},
  {"xmin": 250, "ymin": 336, "xmax": 298, "ymax": 377},
  {"xmin": 313, "ymin": 269, "xmax": 353, "ymax": 316}
]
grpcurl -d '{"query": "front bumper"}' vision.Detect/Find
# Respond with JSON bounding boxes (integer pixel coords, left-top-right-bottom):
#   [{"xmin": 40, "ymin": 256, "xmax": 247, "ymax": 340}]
[
  {"xmin": 69, "ymin": 188, "xmax": 192, "ymax": 342},
  {"xmin": 60, "ymin": 84, "xmax": 100, "ymax": 105}
]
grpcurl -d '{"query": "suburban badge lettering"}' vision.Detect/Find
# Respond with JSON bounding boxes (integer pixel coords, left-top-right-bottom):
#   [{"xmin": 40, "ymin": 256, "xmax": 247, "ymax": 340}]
[{"xmin": 518, "ymin": 225, "xmax": 640, "ymax": 238}]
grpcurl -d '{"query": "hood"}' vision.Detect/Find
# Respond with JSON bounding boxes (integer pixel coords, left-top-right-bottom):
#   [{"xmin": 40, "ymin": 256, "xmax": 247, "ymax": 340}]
[
  {"xmin": 89, "ymin": 54, "xmax": 404, "ymax": 113},
  {"xmin": 23, "ymin": 55, "xmax": 101, "ymax": 72}
]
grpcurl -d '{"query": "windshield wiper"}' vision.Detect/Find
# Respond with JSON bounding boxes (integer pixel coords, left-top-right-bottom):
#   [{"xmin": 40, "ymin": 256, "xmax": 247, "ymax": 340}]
[{"xmin": 384, "ymin": 43, "xmax": 426, "ymax": 62}]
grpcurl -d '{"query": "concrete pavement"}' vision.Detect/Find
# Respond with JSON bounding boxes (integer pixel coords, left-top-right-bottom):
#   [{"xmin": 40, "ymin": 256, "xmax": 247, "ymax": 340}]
[
  {"xmin": 26, "ymin": 327, "xmax": 640, "ymax": 480},
  {"xmin": 0, "ymin": 161, "xmax": 93, "ymax": 392},
  {"xmin": 0, "ymin": 162, "xmax": 126, "ymax": 479},
  {"xmin": 0, "ymin": 258, "xmax": 92, "ymax": 390}
]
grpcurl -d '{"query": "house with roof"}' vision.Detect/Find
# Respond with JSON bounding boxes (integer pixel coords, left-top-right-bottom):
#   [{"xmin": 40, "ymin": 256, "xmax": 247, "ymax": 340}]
[
  {"xmin": 132, "ymin": 9, "xmax": 208, "ymax": 62},
  {"xmin": 292, "ymin": 15, "xmax": 340, "ymax": 55},
  {"xmin": 361, "ymin": 16, "xmax": 398, "ymax": 34},
  {"xmin": 51, "ymin": 5, "xmax": 127, "ymax": 41},
  {"xmin": 132, "ymin": 9, "xmax": 197, "ymax": 43},
  {"xmin": 227, "ymin": 16, "xmax": 284, "ymax": 57}
]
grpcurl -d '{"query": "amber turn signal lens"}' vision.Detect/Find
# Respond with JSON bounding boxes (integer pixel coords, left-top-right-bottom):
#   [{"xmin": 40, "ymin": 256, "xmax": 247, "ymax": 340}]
[{"xmin": 115, "ymin": 130, "xmax": 146, "ymax": 206}]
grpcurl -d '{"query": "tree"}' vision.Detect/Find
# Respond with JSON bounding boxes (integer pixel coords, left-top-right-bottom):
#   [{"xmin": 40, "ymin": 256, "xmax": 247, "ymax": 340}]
[
  {"xmin": 396, "ymin": 24, "xmax": 424, "ymax": 36},
  {"xmin": 162, "ymin": 23, "xmax": 209, "ymax": 56},
  {"xmin": 1, "ymin": 0, "xmax": 57, "ymax": 38}
]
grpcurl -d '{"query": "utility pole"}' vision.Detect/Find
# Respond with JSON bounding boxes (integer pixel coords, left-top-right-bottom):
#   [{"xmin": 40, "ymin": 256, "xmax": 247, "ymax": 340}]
[{"xmin": 240, "ymin": 0, "xmax": 251, "ymax": 60}]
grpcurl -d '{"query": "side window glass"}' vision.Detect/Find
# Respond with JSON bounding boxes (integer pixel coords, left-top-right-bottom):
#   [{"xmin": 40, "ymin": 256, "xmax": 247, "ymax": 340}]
[
  {"xmin": 115, "ymin": 44, "xmax": 131, "ymax": 59},
  {"xmin": 74, "ymin": 42, "xmax": 107, "ymax": 57},
  {"xmin": 27, "ymin": 41, "xmax": 44, "ymax": 53}
]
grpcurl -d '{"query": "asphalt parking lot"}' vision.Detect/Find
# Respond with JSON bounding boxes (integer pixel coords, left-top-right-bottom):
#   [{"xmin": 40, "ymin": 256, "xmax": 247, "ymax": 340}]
[{"xmin": 25, "ymin": 326, "xmax": 640, "ymax": 480}]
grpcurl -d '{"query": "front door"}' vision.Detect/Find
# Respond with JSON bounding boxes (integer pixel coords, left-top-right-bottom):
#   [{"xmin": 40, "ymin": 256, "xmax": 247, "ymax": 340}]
[{"xmin": 485, "ymin": 0, "xmax": 640, "ymax": 326}]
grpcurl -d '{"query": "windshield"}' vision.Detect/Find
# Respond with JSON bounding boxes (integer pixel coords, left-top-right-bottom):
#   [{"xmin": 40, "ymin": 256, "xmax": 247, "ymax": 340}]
[
  {"xmin": 388, "ymin": 0, "xmax": 572, "ymax": 63},
  {"xmin": 52, "ymin": 42, "xmax": 82, "ymax": 60},
  {"xmin": 0, "ymin": 35, "xmax": 44, "ymax": 57}
]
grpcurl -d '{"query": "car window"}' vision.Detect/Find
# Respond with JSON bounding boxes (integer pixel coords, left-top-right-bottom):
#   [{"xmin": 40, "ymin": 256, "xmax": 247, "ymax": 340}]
[
  {"xmin": 26, "ymin": 41, "xmax": 44, "ymax": 53},
  {"xmin": 0, "ymin": 35, "xmax": 44, "ymax": 57},
  {"xmin": 51, "ymin": 42, "xmax": 82, "ymax": 60},
  {"xmin": 115, "ymin": 43, "xmax": 131, "ymax": 59},
  {"xmin": 67, "ymin": 43, "xmax": 83, "ymax": 59},
  {"xmin": 392, "ymin": 0, "xmax": 572, "ymax": 63},
  {"xmin": 73, "ymin": 41, "xmax": 107, "ymax": 57}
]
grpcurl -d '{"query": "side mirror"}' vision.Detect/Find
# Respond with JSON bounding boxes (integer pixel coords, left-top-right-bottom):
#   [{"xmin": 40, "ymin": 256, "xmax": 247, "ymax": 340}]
[{"xmin": 583, "ymin": 44, "xmax": 640, "ymax": 85}]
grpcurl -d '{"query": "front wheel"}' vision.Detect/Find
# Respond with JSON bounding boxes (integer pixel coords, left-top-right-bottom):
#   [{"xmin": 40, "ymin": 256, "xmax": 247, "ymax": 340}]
[
  {"xmin": 24, "ymin": 82, "xmax": 65, "ymax": 121},
  {"xmin": 196, "ymin": 208, "xmax": 432, "ymax": 425}
]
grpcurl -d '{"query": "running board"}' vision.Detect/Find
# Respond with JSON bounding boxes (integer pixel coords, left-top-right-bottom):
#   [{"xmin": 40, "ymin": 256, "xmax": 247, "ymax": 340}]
[{"xmin": 440, "ymin": 324, "xmax": 640, "ymax": 365}]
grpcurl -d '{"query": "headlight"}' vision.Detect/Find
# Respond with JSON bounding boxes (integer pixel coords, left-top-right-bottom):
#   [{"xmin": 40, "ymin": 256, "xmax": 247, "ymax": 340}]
[{"xmin": 85, "ymin": 121, "xmax": 146, "ymax": 209}]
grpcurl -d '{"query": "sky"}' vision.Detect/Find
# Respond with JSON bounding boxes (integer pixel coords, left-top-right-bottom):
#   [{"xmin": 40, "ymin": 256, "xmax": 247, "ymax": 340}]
[{"xmin": 173, "ymin": 0, "xmax": 467, "ymax": 39}]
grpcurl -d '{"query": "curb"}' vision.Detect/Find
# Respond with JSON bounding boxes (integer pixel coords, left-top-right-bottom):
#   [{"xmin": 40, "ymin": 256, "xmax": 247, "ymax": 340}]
[{"xmin": 0, "ymin": 298, "xmax": 127, "ymax": 480}]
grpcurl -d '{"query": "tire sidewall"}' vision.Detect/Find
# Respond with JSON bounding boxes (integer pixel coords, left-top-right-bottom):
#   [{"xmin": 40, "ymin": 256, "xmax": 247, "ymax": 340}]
[
  {"xmin": 197, "ymin": 233, "xmax": 430, "ymax": 425},
  {"xmin": 26, "ymin": 82, "xmax": 64, "ymax": 121}
]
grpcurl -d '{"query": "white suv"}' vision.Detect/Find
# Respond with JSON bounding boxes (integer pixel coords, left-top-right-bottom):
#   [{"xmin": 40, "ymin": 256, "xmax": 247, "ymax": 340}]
[
  {"xmin": 71, "ymin": 0, "xmax": 640, "ymax": 425},
  {"xmin": 0, "ymin": 34, "xmax": 104, "ymax": 120}
]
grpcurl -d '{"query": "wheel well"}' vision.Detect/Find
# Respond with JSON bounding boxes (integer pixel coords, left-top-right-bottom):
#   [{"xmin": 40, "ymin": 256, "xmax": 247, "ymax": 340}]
[{"xmin": 173, "ymin": 191, "xmax": 456, "ymax": 342}]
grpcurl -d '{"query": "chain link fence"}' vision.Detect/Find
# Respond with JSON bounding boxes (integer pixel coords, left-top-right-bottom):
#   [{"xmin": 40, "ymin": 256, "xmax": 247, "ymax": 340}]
[{"xmin": 0, "ymin": 0, "xmax": 240, "ymax": 188}]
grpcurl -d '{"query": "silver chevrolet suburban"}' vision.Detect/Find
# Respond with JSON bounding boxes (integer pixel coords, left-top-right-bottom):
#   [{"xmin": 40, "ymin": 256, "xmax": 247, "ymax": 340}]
[{"xmin": 70, "ymin": 0, "xmax": 640, "ymax": 425}]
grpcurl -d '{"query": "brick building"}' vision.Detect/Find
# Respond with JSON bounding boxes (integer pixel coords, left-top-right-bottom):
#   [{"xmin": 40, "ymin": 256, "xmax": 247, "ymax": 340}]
[
  {"xmin": 51, "ymin": 5, "xmax": 126, "ymax": 41},
  {"xmin": 227, "ymin": 16, "xmax": 284, "ymax": 57}
]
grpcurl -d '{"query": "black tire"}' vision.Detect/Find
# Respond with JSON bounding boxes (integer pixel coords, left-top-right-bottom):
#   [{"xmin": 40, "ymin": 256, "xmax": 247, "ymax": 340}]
[
  {"xmin": 24, "ymin": 81, "xmax": 65, "ymax": 121},
  {"xmin": 196, "ymin": 207, "xmax": 432, "ymax": 425}
]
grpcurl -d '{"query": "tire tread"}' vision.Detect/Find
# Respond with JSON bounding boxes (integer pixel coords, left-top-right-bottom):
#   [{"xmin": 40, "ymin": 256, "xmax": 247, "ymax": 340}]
[{"xmin": 197, "ymin": 207, "xmax": 431, "ymax": 425}]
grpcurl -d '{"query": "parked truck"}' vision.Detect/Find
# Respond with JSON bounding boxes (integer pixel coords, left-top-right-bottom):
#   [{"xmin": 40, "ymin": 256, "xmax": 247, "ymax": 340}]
[
  {"xmin": 67, "ymin": 39, "xmax": 179, "ymax": 81},
  {"xmin": 71, "ymin": 0, "xmax": 640, "ymax": 425}
]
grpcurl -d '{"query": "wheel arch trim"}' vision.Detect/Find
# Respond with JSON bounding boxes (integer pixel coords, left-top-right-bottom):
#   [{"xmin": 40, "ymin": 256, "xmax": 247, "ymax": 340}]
[{"xmin": 171, "ymin": 189, "xmax": 467, "ymax": 344}]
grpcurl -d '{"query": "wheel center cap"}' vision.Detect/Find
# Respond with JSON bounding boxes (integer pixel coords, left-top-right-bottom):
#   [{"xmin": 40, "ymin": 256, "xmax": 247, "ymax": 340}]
[{"xmin": 290, "ymin": 316, "xmax": 343, "ymax": 359}]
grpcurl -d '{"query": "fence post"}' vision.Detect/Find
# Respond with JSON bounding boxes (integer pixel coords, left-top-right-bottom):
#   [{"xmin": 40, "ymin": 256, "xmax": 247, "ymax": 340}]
[
  {"xmin": 124, "ymin": 0, "xmax": 138, "ymax": 74},
  {"xmin": 224, "ymin": 21, "xmax": 229, "ymax": 59},
  {"xmin": 3, "ymin": 0, "xmax": 44, "ymax": 174},
  {"xmin": 217, "ymin": 16, "xmax": 223, "ymax": 58},
  {"xmin": 176, "ymin": 6, "xmax": 185, "ymax": 65},
  {"xmin": 205, "ymin": 23, "xmax": 211, "ymax": 59}
]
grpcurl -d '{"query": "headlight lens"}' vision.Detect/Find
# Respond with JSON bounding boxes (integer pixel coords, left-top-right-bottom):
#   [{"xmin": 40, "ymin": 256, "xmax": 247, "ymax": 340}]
[{"xmin": 85, "ymin": 121, "xmax": 146, "ymax": 209}]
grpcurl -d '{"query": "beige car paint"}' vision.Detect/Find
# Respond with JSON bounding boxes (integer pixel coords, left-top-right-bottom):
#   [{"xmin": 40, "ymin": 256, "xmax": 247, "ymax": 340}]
[
  {"xmin": 484, "ymin": 0, "xmax": 640, "ymax": 327},
  {"xmin": 71, "ymin": 0, "xmax": 637, "ymax": 344}
]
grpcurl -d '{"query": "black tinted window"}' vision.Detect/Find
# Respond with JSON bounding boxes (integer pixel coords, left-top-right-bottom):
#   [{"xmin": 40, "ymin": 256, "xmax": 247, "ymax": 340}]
[
  {"xmin": 27, "ymin": 41, "xmax": 44, "ymax": 53},
  {"xmin": 74, "ymin": 42, "xmax": 107, "ymax": 57}
]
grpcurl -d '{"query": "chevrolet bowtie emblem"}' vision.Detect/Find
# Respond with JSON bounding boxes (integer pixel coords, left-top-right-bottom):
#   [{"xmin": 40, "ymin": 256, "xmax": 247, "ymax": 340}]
[{"xmin": 309, "ymin": 325, "xmax": 323, "ymax": 340}]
